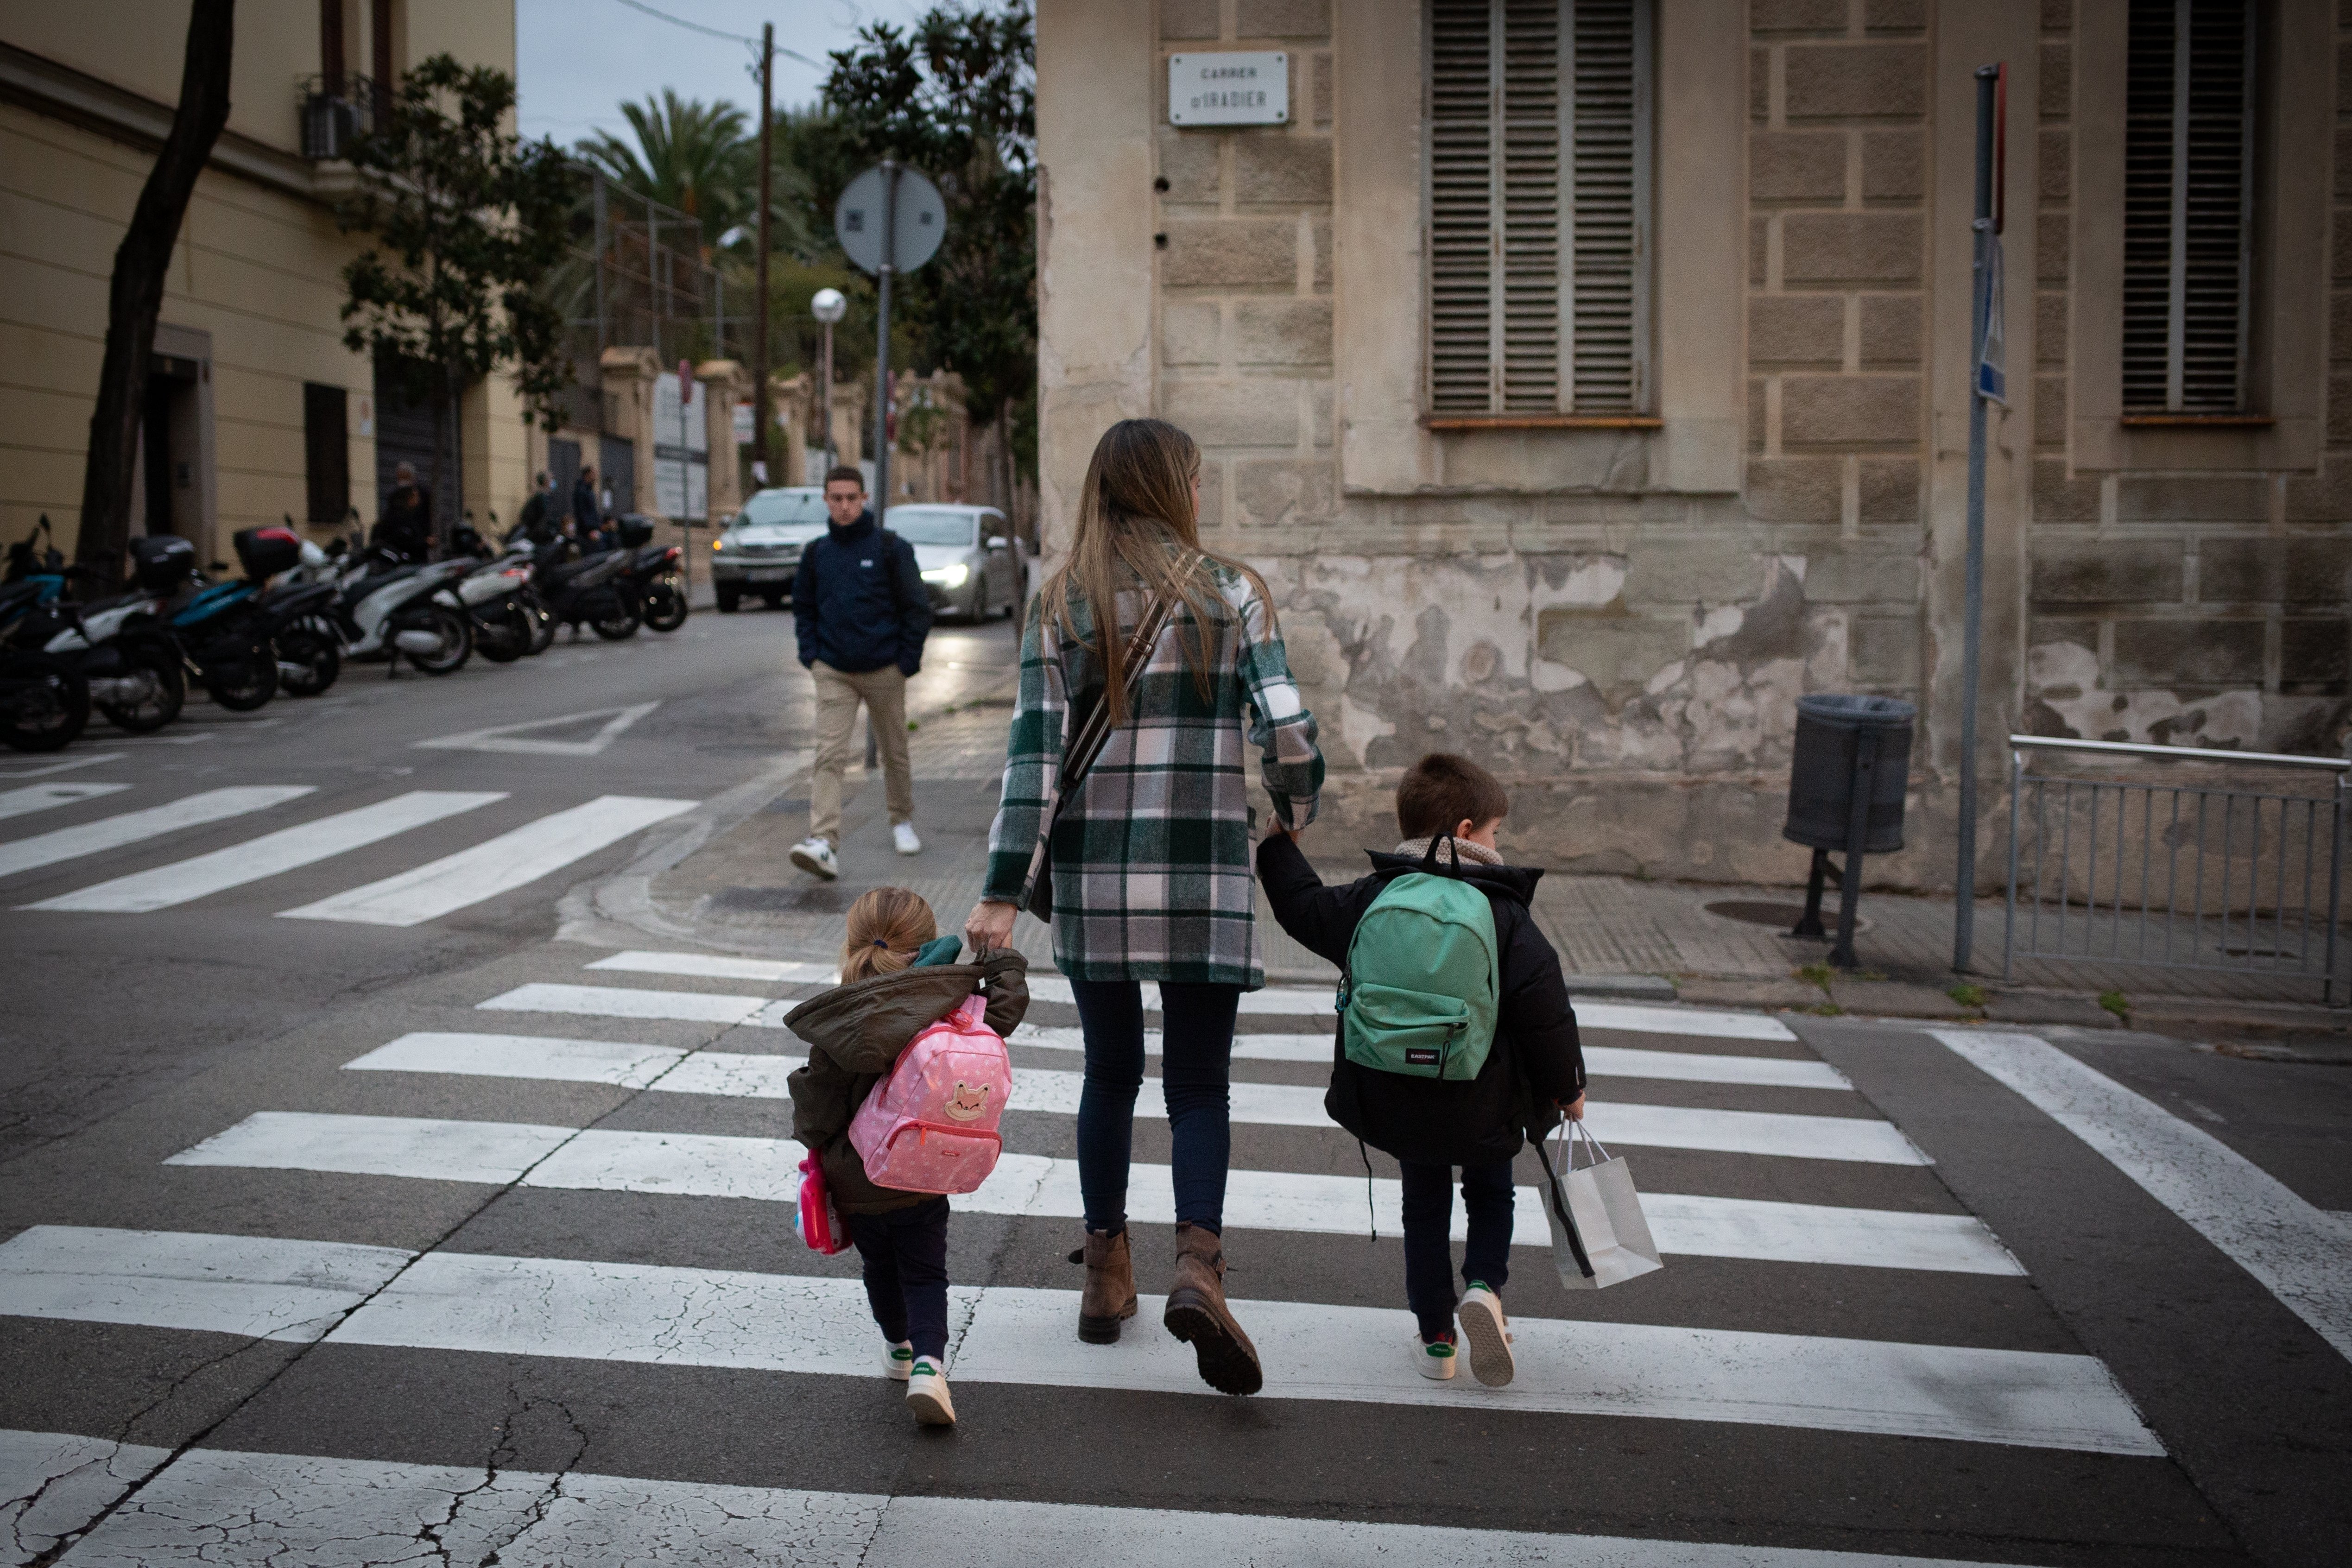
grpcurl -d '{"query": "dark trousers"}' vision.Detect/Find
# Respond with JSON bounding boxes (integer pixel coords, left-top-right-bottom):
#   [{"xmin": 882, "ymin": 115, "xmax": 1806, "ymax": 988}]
[
  {"xmin": 845, "ymin": 1196, "xmax": 950, "ymax": 1361},
  {"xmin": 1068, "ymin": 979, "xmax": 1242, "ymax": 1234},
  {"xmin": 1398, "ymin": 1159, "xmax": 1516, "ymax": 1342}
]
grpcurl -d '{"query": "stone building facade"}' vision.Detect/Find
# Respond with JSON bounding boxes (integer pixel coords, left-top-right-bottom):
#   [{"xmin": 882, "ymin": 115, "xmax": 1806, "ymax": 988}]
[{"xmin": 1034, "ymin": 0, "xmax": 2352, "ymax": 891}]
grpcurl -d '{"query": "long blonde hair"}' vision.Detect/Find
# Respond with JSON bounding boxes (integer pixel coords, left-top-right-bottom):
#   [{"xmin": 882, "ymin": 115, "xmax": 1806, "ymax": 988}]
[
  {"xmin": 1037, "ymin": 418, "xmax": 1275, "ymax": 727},
  {"xmin": 839, "ymin": 887, "xmax": 939, "ymax": 982}
]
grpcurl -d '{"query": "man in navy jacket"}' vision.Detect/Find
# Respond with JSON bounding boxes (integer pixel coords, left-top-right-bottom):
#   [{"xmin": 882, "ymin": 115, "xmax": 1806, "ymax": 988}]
[{"xmin": 788, "ymin": 466, "xmax": 933, "ymax": 880}]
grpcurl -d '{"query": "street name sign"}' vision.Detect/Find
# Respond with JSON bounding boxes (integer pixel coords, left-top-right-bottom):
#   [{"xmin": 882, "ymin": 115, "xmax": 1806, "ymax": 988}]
[{"xmin": 1168, "ymin": 52, "xmax": 1289, "ymax": 126}]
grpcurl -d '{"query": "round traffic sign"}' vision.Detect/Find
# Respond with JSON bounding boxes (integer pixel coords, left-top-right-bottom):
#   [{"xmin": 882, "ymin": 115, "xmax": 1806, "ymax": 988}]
[{"xmin": 833, "ymin": 164, "xmax": 947, "ymax": 275}]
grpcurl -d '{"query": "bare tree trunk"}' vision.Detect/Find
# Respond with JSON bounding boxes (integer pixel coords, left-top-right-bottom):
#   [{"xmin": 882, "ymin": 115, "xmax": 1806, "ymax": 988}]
[{"xmin": 75, "ymin": 0, "xmax": 235, "ymax": 581}]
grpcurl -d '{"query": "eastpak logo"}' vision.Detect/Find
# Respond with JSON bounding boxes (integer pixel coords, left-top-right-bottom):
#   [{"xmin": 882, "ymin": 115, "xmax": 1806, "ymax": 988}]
[{"xmin": 1404, "ymin": 1047, "xmax": 1441, "ymax": 1066}]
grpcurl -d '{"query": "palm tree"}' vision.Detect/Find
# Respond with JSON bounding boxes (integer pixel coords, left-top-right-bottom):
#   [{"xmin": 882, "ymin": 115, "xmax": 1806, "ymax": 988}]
[{"xmin": 577, "ymin": 90, "xmax": 753, "ymax": 252}]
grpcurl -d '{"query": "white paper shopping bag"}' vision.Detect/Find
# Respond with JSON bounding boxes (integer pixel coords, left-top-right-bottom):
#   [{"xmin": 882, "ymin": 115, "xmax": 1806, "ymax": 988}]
[{"xmin": 1542, "ymin": 1121, "xmax": 1665, "ymax": 1290}]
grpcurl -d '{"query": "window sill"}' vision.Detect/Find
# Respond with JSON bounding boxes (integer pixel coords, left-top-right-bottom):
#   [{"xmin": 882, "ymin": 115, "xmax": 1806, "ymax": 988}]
[
  {"xmin": 1423, "ymin": 415, "xmax": 1663, "ymax": 431},
  {"xmin": 2117, "ymin": 414, "xmax": 2276, "ymax": 428}
]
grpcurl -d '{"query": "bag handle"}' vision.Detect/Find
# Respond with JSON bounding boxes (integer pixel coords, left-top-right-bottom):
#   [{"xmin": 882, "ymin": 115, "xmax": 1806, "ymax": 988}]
[
  {"xmin": 1542, "ymin": 1125, "xmax": 1597, "ymax": 1280},
  {"xmin": 1018, "ymin": 555, "xmax": 1197, "ymax": 910}
]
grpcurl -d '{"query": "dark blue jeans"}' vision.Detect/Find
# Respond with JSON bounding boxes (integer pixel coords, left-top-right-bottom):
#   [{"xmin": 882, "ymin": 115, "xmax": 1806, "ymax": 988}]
[
  {"xmin": 845, "ymin": 1196, "xmax": 950, "ymax": 1361},
  {"xmin": 1068, "ymin": 979, "xmax": 1242, "ymax": 1235},
  {"xmin": 1398, "ymin": 1159, "xmax": 1516, "ymax": 1341}
]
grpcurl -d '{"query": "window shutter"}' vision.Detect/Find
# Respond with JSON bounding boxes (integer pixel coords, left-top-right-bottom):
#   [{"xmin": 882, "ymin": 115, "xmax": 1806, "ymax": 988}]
[
  {"xmin": 2121, "ymin": 0, "xmax": 2255, "ymax": 413},
  {"xmin": 1429, "ymin": 0, "xmax": 1650, "ymax": 417},
  {"xmin": 303, "ymin": 383, "xmax": 349, "ymax": 524}
]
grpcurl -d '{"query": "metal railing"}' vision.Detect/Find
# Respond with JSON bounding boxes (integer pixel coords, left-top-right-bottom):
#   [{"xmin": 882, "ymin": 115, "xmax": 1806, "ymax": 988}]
[
  {"xmin": 2003, "ymin": 736, "xmax": 2349, "ymax": 1003},
  {"xmin": 297, "ymin": 75, "xmax": 376, "ymax": 161}
]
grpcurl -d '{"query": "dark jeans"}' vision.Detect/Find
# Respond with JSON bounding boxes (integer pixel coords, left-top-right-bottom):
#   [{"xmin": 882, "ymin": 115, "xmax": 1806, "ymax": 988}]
[
  {"xmin": 1398, "ymin": 1159, "xmax": 1516, "ymax": 1342},
  {"xmin": 845, "ymin": 1197, "xmax": 950, "ymax": 1361},
  {"xmin": 1068, "ymin": 979, "xmax": 1242, "ymax": 1234}
]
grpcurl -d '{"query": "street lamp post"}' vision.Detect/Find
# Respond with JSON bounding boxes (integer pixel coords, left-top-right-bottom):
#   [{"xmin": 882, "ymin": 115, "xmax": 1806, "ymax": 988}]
[
  {"xmin": 751, "ymin": 22, "xmax": 773, "ymax": 488},
  {"xmin": 811, "ymin": 287, "xmax": 846, "ymax": 479}
]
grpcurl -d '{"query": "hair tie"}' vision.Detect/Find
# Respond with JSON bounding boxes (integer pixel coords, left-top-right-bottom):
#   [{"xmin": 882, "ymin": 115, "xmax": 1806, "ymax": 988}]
[{"xmin": 872, "ymin": 938, "xmax": 889, "ymax": 948}]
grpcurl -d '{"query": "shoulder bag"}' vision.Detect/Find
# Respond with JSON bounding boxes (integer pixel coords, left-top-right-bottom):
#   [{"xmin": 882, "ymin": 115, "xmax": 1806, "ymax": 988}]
[{"xmin": 1017, "ymin": 557, "xmax": 1195, "ymax": 921}]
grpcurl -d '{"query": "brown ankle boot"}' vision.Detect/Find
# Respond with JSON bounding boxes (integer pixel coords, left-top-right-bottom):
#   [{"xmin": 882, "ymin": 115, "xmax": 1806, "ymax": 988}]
[
  {"xmin": 1162, "ymin": 1222, "xmax": 1262, "ymax": 1395},
  {"xmin": 1069, "ymin": 1227, "xmax": 1137, "ymax": 1343}
]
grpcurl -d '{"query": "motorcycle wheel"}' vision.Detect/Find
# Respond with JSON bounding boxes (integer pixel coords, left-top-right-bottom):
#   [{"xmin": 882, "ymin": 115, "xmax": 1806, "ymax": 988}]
[
  {"xmin": 0, "ymin": 652, "xmax": 89, "ymax": 752},
  {"xmin": 591, "ymin": 604, "xmax": 642, "ymax": 641},
  {"xmin": 275, "ymin": 628, "xmax": 341, "ymax": 696},
  {"xmin": 643, "ymin": 579, "xmax": 689, "ymax": 632},
  {"xmin": 204, "ymin": 642, "xmax": 278, "ymax": 711},
  {"xmin": 98, "ymin": 636, "xmax": 185, "ymax": 733},
  {"xmin": 401, "ymin": 603, "xmax": 473, "ymax": 676},
  {"xmin": 474, "ymin": 602, "xmax": 530, "ymax": 663},
  {"xmin": 521, "ymin": 588, "xmax": 556, "ymax": 655}
]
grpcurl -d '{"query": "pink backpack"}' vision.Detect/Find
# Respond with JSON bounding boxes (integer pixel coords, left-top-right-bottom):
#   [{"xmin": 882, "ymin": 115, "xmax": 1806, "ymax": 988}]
[{"xmin": 847, "ymin": 993, "xmax": 1012, "ymax": 1195}]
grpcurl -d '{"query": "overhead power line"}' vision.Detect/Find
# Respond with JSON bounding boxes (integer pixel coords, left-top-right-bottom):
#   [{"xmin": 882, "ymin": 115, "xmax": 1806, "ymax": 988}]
[{"xmin": 604, "ymin": 0, "xmax": 826, "ymax": 68}]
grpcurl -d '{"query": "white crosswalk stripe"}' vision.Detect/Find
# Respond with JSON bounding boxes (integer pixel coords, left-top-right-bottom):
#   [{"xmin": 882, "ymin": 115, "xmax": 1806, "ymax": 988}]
[
  {"xmin": 0, "ymin": 786, "xmax": 314, "ymax": 880},
  {"xmin": 0, "ymin": 1227, "xmax": 2152, "ymax": 1453},
  {"xmin": 278, "ymin": 795, "xmax": 698, "ymax": 926},
  {"xmin": 24, "ymin": 791, "xmax": 507, "ymax": 913},
  {"xmin": 0, "ymin": 782, "xmax": 129, "ymax": 823},
  {"xmin": 175, "ymin": 1106, "xmax": 2017, "ymax": 1274},
  {"xmin": 6, "ymin": 1434, "xmax": 2055, "ymax": 1568}
]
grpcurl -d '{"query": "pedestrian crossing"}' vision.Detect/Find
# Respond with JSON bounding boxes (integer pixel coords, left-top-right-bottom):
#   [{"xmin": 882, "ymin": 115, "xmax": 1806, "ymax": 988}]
[
  {"xmin": 0, "ymin": 937, "xmax": 2188, "ymax": 1562},
  {"xmin": 3, "ymin": 781, "xmax": 699, "ymax": 928}
]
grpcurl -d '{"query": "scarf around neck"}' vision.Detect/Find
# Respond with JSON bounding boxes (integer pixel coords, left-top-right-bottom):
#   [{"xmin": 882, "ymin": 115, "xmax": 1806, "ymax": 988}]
[{"xmin": 1393, "ymin": 835, "xmax": 1505, "ymax": 868}]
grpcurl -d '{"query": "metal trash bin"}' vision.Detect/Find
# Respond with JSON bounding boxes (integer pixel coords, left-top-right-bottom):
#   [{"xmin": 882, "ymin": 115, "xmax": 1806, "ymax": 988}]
[{"xmin": 1783, "ymin": 694, "xmax": 1916, "ymax": 967}]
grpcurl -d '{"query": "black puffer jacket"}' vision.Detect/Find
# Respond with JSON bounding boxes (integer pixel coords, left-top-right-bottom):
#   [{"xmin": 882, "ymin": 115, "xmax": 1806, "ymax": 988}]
[
  {"xmin": 784, "ymin": 948, "xmax": 1029, "ymax": 1213},
  {"xmin": 1257, "ymin": 835, "xmax": 1584, "ymax": 1167}
]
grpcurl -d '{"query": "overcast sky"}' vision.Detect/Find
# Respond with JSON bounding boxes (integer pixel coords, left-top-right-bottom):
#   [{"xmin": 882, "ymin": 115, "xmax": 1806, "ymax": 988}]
[{"xmin": 516, "ymin": 0, "xmax": 932, "ymax": 150}]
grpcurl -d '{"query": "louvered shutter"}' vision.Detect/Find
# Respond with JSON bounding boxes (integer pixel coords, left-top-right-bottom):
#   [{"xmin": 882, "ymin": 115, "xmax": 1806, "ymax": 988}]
[
  {"xmin": 1429, "ymin": 0, "xmax": 1650, "ymax": 417},
  {"xmin": 2121, "ymin": 0, "xmax": 2255, "ymax": 413}
]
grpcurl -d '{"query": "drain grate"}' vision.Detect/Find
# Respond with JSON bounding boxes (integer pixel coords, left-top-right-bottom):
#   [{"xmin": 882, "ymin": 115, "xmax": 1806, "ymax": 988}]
[{"xmin": 1704, "ymin": 899, "xmax": 1872, "ymax": 936}]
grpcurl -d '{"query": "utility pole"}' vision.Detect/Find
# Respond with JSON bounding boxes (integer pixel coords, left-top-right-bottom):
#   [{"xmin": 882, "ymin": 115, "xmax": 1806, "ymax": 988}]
[
  {"xmin": 812, "ymin": 287, "xmax": 846, "ymax": 476},
  {"xmin": 872, "ymin": 158, "xmax": 900, "ymax": 518},
  {"xmin": 751, "ymin": 21, "xmax": 773, "ymax": 489},
  {"xmin": 1955, "ymin": 63, "xmax": 2005, "ymax": 974}
]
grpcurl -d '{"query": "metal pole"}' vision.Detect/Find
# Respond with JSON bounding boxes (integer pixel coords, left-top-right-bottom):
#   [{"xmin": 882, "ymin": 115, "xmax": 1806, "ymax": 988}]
[
  {"xmin": 593, "ymin": 173, "xmax": 608, "ymax": 355},
  {"xmin": 821, "ymin": 322, "xmax": 834, "ymax": 476},
  {"xmin": 752, "ymin": 22, "xmax": 774, "ymax": 487},
  {"xmin": 1955, "ymin": 63, "xmax": 1998, "ymax": 974},
  {"xmin": 873, "ymin": 159, "xmax": 898, "ymax": 518}
]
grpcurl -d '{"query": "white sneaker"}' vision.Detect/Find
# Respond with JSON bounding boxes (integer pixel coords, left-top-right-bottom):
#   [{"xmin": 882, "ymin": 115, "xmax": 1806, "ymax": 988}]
[
  {"xmin": 905, "ymin": 1357, "xmax": 956, "ymax": 1425},
  {"xmin": 893, "ymin": 821, "xmax": 922, "ymax": 855},
  {"xmin": 883, "ymin": 1340, "xmax": 915, "ymax": 1381},
  {"xmin": 789, "ymin": 836, "xmax": 838, "ymax": 880},
  {"xmin": 1457, "ymin": 1283, "xmax": 1516, "ymax": 1388},
  {"xmin": 1414, "ymin": 1333, "xmax": 1458, "ymax": 1380}
]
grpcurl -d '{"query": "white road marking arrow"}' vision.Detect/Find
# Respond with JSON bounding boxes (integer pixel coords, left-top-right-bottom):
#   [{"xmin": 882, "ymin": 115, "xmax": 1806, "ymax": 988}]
[{"xmin": 413, "ymin": 702, "xmax": 659, "ymax": 756}]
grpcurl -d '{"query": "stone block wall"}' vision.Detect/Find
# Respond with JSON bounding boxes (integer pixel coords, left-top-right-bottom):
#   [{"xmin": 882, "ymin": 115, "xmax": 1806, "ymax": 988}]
[
  {"xmin": 1154, "ymin": 2, "xmax": 1334, "ymax": 535},
  {"xmin": 2020, "ymin": 0, "xmax": 2350, "ymax": 755}
]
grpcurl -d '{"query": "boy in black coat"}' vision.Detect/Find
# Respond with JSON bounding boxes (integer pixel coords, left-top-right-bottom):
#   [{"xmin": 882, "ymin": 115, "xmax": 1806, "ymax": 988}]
[{"xmin": 1257, "ymin": 752, "xmax": 1584, "ymax": 1387}]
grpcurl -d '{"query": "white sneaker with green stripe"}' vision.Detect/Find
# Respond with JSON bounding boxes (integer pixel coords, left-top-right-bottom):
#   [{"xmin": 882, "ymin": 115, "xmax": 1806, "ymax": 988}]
[
  {"xmin": 906, "ymin": 1358, "xmax": 956, "ymax": 1425},
  {"xmin": 1457, "ymin": 1282, "xmax": 1515, "ymax": 1388},
  {"xmin": 1414, "ymin": 1331, "xmax": 1458, "ymax": 1380},
  {"xmin": 883, "ymin": 1340, "xmax": 916, "ymax": 1381}
]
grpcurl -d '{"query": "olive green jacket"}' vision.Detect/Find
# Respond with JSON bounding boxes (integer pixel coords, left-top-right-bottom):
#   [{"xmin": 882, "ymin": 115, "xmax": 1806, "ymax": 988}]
[{"xmin": 784, "ymin": 948, "xmax": 1030, "ymax": 1213}]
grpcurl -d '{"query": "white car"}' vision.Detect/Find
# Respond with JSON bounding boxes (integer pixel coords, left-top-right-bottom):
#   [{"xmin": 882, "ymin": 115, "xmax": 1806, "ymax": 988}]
[
  {"xmin": 710, "ymin": 487, "xmax": 826, "ymax": 612},
  {"xmin": 887, "ymin": 504, "xmax": 1028, "ymax": 622}
]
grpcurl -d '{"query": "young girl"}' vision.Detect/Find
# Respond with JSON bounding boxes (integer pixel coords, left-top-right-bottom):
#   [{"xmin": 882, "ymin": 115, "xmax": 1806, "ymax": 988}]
[{"xmin": 784, "ymin": 888, "xmax": 1029, "ymax": 1426}]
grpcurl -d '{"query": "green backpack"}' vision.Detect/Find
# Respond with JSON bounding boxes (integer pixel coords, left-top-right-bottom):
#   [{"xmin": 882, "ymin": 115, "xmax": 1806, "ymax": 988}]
[{"xmin": 1339, "ymin": 860, "xmax": 1500, "ymax": 1081}]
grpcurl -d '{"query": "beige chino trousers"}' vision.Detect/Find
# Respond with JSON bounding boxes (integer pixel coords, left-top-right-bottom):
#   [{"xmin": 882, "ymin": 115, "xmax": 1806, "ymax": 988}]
[{"xmin": 808, "ymin": 661, "xmax": 913, "ymax": 847}]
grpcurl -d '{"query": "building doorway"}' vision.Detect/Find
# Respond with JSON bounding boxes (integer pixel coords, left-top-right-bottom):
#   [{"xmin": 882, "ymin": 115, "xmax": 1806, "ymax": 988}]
[
  {"xmin": 372, "ymin": 353, "xmax": 461, "ymax": 531},
  {"xmin": 134, "ymin": 324, "xmax": 215, "ymax": 560}
]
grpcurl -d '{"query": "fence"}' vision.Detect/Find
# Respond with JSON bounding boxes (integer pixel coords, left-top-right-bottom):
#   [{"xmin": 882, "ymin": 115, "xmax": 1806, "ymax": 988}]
[{"xmin": 2003, "ymin": 736, "xmax": 2349, "ymax": 1003}]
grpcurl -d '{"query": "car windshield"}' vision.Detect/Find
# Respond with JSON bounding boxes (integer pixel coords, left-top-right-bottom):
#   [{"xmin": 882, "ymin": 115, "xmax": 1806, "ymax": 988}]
[
  {"xmin": 885, "ymin": 509, "xmax": 976, "ymax": 546},
  {"xmin": 735, "ymin": 490, "xmax": 828, "ymax": 530}
]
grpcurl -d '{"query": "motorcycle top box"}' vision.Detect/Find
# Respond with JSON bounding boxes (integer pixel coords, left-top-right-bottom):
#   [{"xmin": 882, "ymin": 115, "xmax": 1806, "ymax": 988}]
[
  {"xmin": 615, "ymin": 516, "xmax": 655, "ymax": 549},
  {"xmin": 233, "ymin": 526, "xmax": 303, "ymax": 581},
  {"xmin": 130, "ymin": 534, "xmax": 196, "ymax": 593}
]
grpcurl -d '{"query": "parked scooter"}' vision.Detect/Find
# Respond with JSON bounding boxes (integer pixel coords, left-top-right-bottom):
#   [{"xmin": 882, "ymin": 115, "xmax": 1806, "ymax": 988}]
[
  {"xmin": 228, "ymin": 524, "xmax": 342, "ymax": 697},
  {"xmin": 311, "ymin": 540, "xmax": 476, "ymax": 676},
  {"xmin": 3, "ymin": 535, "xmax": 188, "ymax": 733},
  {"xmin": 456, "ymin": 545, "xmax": 542, "ymax": 663},
  {"xmin": 161, "ymin": 538, "xmax": 278, "ymax": 712},
  {"xmin": 530, "ymin": 538, "xmax": 640, "ymax": 641},
  {"xmin": 0, "ymin": 544, "xmax": 89, "ymax": 752},
  {"xmin": 613, "ymin": 517, "xmax": 688, "ymax": 633}
]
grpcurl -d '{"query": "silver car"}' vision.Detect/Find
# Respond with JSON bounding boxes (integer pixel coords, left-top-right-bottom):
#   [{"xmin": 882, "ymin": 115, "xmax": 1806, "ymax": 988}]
[
  {"xmin": 888, "ymin": 504, "xmax": 1027, "ymax": 621},
  {"xmin": 710, "ymin": 487, "xmax": 827, "ymax": 612}
]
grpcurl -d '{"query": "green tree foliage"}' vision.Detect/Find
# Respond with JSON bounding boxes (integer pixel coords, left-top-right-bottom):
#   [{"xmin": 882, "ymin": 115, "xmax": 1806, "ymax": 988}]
[
  {"xmin": 813, "ymin": 2, "xmax": 1036, "ymax": 458},
  {"xmin": 339, "ymin": 55, "xmax": 574, "ymax": 530},
  {"xmin": 577, "ymin": 89, "xmax": 754, "ymax": 250}
]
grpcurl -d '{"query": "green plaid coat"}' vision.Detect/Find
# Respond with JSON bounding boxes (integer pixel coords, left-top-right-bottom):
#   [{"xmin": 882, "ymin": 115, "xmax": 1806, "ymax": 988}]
[{"xmin": 982, "ymin": 560, "xmax": 1324, "ymax": 987}]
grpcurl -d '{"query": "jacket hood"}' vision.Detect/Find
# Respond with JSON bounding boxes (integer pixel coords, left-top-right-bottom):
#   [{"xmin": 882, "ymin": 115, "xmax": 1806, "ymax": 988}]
[
  {"xmin": 826, "ymin": 510, "xmax": 878, "ymax": 543},
  {"xmin": 1365, "ymin": 847, "xmax": 1543, "ymax": 908},
  {"xmin": 781, "ymin": 950, "xmax": 1028, "ymax": 1074}
]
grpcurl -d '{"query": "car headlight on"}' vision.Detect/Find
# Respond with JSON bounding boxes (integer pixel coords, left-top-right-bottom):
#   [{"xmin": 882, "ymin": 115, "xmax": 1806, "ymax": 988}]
[{"xmin": 922, "ymin": 563, "xmax": 970, "ymax": 589}]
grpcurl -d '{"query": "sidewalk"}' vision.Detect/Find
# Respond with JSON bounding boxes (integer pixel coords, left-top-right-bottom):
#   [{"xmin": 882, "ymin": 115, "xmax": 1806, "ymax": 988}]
[{"xmin": 614, "ymin": 664, "xmax": 2346, "ymax": 1047}]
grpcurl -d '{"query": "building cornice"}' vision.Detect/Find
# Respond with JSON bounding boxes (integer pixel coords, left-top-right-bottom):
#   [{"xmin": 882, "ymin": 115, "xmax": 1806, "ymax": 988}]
[{"xmin": 0, "ymin": 39, "xmax": 327, "ymax": 202}]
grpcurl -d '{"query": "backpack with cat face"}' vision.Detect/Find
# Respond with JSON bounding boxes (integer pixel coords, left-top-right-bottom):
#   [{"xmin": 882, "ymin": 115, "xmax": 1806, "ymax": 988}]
[{"xmin": 848, "ymin": 993, "xmax": 1012, "ymax": 1194}]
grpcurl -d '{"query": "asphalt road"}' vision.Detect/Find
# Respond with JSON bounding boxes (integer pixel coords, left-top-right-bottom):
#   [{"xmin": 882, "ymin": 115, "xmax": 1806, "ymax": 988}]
[{"xmin": 1, "ymin": 604, "xmax": 2346, "ymax": 1567}]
